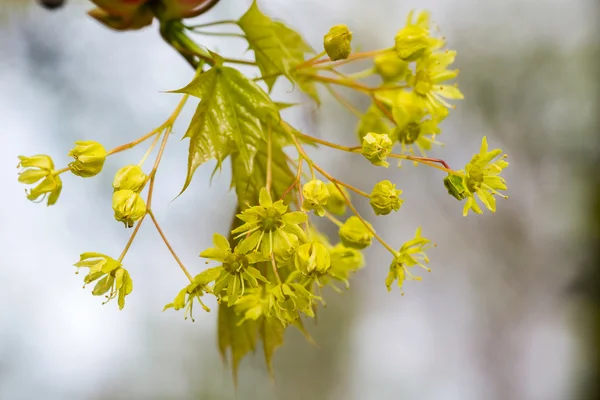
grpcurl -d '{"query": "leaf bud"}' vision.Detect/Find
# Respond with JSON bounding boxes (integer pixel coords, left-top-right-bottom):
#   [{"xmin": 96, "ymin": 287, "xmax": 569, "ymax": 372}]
[
  {"xmin": 361, "ymin": 132, "xmax": 393, "ymax": 167},
  {"xmin": 324, "ymin": 24, "xmax": 352, "ymax": 61},
  {"xmin": 68, "ymin": 141, "xmax": 107, "ymax": 178},
  {"xmin": 112, "ymin": 189, "xmax": 146, "ymax": 228},
  {"xmin": 302, "ymin": 179, "xmax": 330, "ymax": 216},
  {"xmin": 113, "ymin": 165, "xmax": 147, "ymax": 192},
  {"xmin": 339, "ymin": 216, "xmax": 374, "ymax": 249},
  {"xmin": 324, "ymin": 182, "xmax": 349, "ymax": 215},
  {"xmin": 370, "ymin": 180, "xmax": 403, "ymax": 215},
  {"xmin": 294, "ymin": 242, "xmax": 331, "ymax": 275}
]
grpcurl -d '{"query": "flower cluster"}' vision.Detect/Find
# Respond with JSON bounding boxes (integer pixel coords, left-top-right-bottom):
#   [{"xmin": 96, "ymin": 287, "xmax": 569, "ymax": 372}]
[{"xmin": 15, "ymin": 2, "xmax": 512, "ymax": 381}]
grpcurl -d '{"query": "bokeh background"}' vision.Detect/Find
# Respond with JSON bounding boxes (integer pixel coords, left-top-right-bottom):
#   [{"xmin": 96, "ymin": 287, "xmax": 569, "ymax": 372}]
[{"xmin": 0, "ymin": 1, "xmax": 598, "ymax": 399}]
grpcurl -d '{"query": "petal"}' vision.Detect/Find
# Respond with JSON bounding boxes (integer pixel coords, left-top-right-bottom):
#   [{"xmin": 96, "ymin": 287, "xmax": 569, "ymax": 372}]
[
  {"xmin": 259, "ymin": 188, "xmax": 273, "ymax": 207},
  {"xmin": 199, "ymin": 247, "xmax": 228, "ymax": 262},
  {"xmin": 18, "ymin": 169, "xmax": 48, "ymax": 184},
  {"xmin": 237, "ymin": 231, "xmax": 263, "ymax": 254},
  {"xmin": 435, "ymin": 85, "xmax": 463, "ymax": 100},
  {"xmin": 212, "ymin": 233, "xmax": 230, "ymax": 251},
  {"xmin": 283, "ymin": 211, "xmax": 308, "ymax": 225}
]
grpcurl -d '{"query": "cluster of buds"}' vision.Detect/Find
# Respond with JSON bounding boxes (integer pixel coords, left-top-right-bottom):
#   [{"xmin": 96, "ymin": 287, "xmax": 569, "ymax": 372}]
[{"xmin": 112, "ymin": 165, "xmax": 148, "ymax": 228}]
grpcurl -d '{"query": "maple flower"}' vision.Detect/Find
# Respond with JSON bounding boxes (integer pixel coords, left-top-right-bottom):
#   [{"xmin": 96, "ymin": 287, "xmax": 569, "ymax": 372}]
[
  {"xmin": 200, "ymin": 233, "xmax": 269, "ymax": 306},
  {"xmin": 386, "ymin": 228, "xmax": 433, "ymax": 293},
  {"xmin": 410, "ymin": 50, "xmax": 463, "ymax": 115},
  {"xmin": 232, "ymin": 188, "xmax": 307, "ymax": 256},
  {"xmin": 461, "ymin": 137, "xmax": 509, "ymax": 216}
]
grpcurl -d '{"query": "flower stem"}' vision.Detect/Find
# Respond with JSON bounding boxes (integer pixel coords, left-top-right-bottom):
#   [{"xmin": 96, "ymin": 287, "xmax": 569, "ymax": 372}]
[
  {"xmin": 324, "ymin": 84, "xmax": 363, "ymax": 118},
  {"xmin": 388, "ymin": 153, "xmax": 463, "ymax": 176},
  {"xmin": 138, "ymin": 132, "xmax": 162, "ymax": 167},
  {"xmin": 285, "ymin": 128, "xmax": 397, "ymax": 256},
  {"xmin": 185, "ymin": 20, "xmax": 239, "ymax": 29},
  {"xmin": 149, "ymin": 210, "xmax": 193, "ymax": 282},
  {"xmin": 118, "ymin": 214, "xmax": 146, "ymax": 262}
]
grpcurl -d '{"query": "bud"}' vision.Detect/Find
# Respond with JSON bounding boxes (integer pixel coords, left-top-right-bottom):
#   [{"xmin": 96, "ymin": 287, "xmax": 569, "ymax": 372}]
[
  {"xmin": 323, "ymin": 24, "xmax": 352, "ymax": 61},
  {"xmin": 68, "ymin": 141, "xmax": 107, "ymax": 178},
  {"xmin": 361, "ymin": 132, "xmax": 393, "ymax": 167},
  {"xmin": 113, "ymin": 165, "xmax": 147, "ymax": 192},
  {"xmin": 294, "ymin": 242, "xmax": 331, "ymax": 275},
  {"xmin": 112, "ymin": 189, "xmax": 147, "ymax": 228},
  {"xmin": 17, "ymin": 155, "xmax": 62, "ymax": 206},
  {"xmin": 374, "ymin": 51, "xmax": 410, "ymax": 82},
  {"xmin": 88, "ymin": 0, "xmax": 153, "ymax": 31},
  {"xmin": 324, "ymin": 182, "xmax": 349, "ymax": 215},
  {"xmin": 153, "ymin": 0, "xmax": 215, "ymax": 20},
  {"xmin": 339, "ymin": 216, "xmax": 374, "ymax": 249},
  {"xmin": 370, "ymin": 180, "xmax": 403, "ymax": 215},
  {"xmin": 443, "ymin": 174, "xmax": 467, "ymax": 200},
  {"xmin": 330, "ymin": 244, "xmax": 364, "ymax": 272},
  {"xmin": 302, "ymin": 179, "xmax": 330, "ymax": 216}
]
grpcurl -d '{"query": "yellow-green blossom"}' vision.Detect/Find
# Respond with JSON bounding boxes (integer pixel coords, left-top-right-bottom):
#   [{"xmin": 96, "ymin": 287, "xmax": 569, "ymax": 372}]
[
  {"xmin": 73, "ymin": 252, "xmax": 133, "ymax": 309},
  {"xmin": 302, "ymin": 179, "xmax": 330, "ymax": 217},
  {"xmin": 17, "ymin": 155, "xmax": 62, "ymax": 206},
  {"xmin": 163, "ymin": 267, "xmax": 221, "ymax": 321},
  {"xmin": 361, "ymin": 132, "xmax": 393, "ymax": 167},
  {"xmin": 339, "ymin": 216, "xmax": 375, "ymax": 249},
  {"xmin": 410, "ymin": 50, "xmax": 463, "ymax": 114},
  {"xmin": 232, "ymin": 188, "xmax": 307, "ymax": 256},
  {"xmin": 374, "ymin": 50, "xmax": 410, "ymax": 82},
  {"xmin": 394, "ymin": 10, "xmax": 443, "ymax": 61},
  {"xmin": 68, "ymin": 141, "xmax": 107, "ymax": 177},
  {"xmin": 324, "ymin": 24, "xmax": 352, "ymax": 61},
  {"xmin": 112, "ymin": 189, "xmax": 146, "ymax": 228},
  {"xmin": 392, "ymin": 90, "xmax": 444, "ymax": 156},
  {"xmin": 324, "ymin": 182, "xmax": 349, "ymax": 215},
  {"xmin": 294, "ymin": 241, "xmax": 331, "ymax": 276},
  {"xmin": 460, "ymin": 137, "xmax": 509, "ymax": 216},
  {"xmin": 326, "ymin": 243, "xmax": 364, "ymax": 288},
  {"xmin": 385, "ymin": 227, "xmax": 433, "ymax": 293},
  {"xmin": 113, "ymin": 165, "xmax": 147, "ymax": 192},
  {"xmin": 267, "ymin": 273, "xmax": 321, "ymax": 324},
  {"xmin": 200, "ymin": 233, "xmax": 269, "ymax": 306},
  {"xmin": 370, "ymin": 180, "xmax": 403, "ymax": 215}
]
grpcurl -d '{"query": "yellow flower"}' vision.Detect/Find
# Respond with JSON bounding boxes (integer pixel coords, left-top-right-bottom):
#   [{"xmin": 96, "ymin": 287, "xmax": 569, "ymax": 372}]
[
  {"xmin": 394, "ymin": 10, "xmax": 443, "ymax": 61},
  {"xmin": 410, "ymin": 50, "xmax": 463, "ymax": 115},
  {"xmin": 17, "ymin": 155, "xmax": 62, "ymax": 206},
  {"xmin": 385, "ymin": 227, "xmax": 433, "ymax": 293},
  {"xmin": 324, "ymin": 24, "xmax": 352, "ymax": 61},
  {"xmin": 68, "ymin": 141, "xmax": 107, "ymax": 177},
  {"xmin": 461, "ymin": 137, "xmax": 509, "ymax": 216}
]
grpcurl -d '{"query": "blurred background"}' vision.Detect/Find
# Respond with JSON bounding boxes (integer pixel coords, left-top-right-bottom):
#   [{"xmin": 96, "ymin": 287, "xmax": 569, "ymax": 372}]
[{"xmin": 0, "ymin": 0, "xmax": 598, "ymax": 399}]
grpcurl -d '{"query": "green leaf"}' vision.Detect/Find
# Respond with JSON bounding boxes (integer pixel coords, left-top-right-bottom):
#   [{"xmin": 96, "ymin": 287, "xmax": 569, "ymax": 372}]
[
  {"xmin": 261, "ymin": 316, "xmax": 285, "ymax": 379},
  {"xmin": 238, "ymin": 0, "xmax": 313, "ymax": 92},
  {"xmin": 173, "ymin": 65, "xmax": 280, "ymax": 193},
  {"xmin": 218, "ymin": 303, "xmax": 258, "ymax": 384}
]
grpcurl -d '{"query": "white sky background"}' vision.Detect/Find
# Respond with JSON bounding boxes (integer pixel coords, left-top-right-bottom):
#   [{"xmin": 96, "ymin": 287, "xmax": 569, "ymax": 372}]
[{"xmin": 0, "ymin": 0, "xmax": 595, "ymax": 399}]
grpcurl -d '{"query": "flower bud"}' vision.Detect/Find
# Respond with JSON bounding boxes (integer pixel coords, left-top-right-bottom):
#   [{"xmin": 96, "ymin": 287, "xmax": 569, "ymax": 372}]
[
  {"xmin": 113, "ymin": 165, "xmax": 147, "ymax": 192},
  {"xmin": 330, "ymin": 244, "xmax": 364, "ymax": 272},
  {"xmin": 294, "ymin": 242, "xmax": 331, "ymax": 275},
  {"xmin": 302, "ymin": 179, "xmax": 330, "ymax": 216},
  {"xmin": 324, "ymin": 182, "xmax": 349, "ymax": 215},
  {"xmin": 88, "ymin": 0, "xmax": 153, "ymax": 31},
  {"xmin": 443, "ymin": 174, "xmax": 466, "ymax": 200},
  {"xmin": 112, "ymin": 189, "xmax": 146, "ymax": 228},
  {"xmin": 68, "ymin": 141, "xmax": 107, "ymax": 178},
  {"xmin": 17, "ymin": 155, "xmax": 62, "ymax": 206},
  {"xmin": 361, "ymin": 132, "xmax": 393, "ymax": 167},
  {"xmin": 153, "ymin": 0, "xmax": 215, "ymax": 20},
  {"xmin": 374, "ymin": 51, "xmax": 410, "ymax": 82},
  {"xmin": 324, "ymin": 24, "xmax": 352, "ymax": 61},
  {"xmin": 339, "ymin": 216, "xmax": 374, "ymax": 249},
  {"xmin": 370, "ymin": 180, "xmax": 403, "ymax": 215}
]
